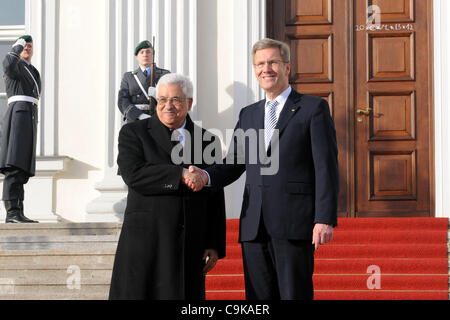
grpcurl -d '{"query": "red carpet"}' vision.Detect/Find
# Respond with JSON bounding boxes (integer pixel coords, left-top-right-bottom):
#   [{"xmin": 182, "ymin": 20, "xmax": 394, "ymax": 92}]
[{"xmin": 206, "ymin": 218, "xmax": 449, "ymax": 300}]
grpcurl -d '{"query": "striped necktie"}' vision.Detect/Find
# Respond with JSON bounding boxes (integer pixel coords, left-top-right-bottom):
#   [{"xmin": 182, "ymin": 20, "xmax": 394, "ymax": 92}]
[{"xmin": 264, "ymin": 100, "xmax": 279, "ymax": 149}]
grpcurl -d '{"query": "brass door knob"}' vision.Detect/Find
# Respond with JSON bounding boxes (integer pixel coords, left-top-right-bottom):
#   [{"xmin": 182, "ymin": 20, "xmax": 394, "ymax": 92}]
[{"xmin": 356, "ymin": 107, "xmax": 373, "ymax": 116}]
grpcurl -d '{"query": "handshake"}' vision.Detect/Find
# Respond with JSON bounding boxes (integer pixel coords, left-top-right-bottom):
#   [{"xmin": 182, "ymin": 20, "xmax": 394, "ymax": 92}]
[{"xmin": 182, "ymin": 166, "xmax": 209, "ymax": 192}]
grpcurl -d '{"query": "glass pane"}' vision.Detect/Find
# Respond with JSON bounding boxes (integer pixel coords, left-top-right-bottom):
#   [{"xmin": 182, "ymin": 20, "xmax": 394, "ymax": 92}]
[
  {"xmin": 0, "ymin": 41, "xmax": 13, "ymax": 93},
  {"xmin": 0, "ymin": 0, "xmax": 25, "ymax": 26}
]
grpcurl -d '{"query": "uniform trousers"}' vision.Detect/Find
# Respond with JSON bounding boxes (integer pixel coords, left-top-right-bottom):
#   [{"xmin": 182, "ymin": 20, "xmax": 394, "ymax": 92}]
[{"xmin": 241, "ymin": 215, "xmax": 315, "ymax": 300}]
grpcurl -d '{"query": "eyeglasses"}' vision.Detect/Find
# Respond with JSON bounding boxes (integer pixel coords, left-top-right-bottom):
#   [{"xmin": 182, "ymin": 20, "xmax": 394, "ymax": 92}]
[
  {"xmin": 253, "ymin": 59, "xmax": 286, "ymax": 70},
  {"xmin": 157, "ymin": 97, "xmax": 187, "ymax": 106}
]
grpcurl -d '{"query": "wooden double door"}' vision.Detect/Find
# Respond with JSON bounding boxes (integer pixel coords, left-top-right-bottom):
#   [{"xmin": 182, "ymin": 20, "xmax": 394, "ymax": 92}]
[{"xmin": 268, "ymin": 0, "xmax": 434, "ymax": 217}]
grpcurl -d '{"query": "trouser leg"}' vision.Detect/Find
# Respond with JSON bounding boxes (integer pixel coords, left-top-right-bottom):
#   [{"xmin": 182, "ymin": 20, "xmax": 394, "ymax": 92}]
[
  {"xmin": 241, "ymin": 216, "xmax": 280, "ymax": 300},
  {"xmin": 241, "ymin": 215, "xmax": 315, "ymax": 300},
  {"xmin": 2, "ymin": 167, "xmax": 29, "ymax": 201},
  {"xmin": 2, "ymin": 167, "xmax": 37, "ymax": 223}
]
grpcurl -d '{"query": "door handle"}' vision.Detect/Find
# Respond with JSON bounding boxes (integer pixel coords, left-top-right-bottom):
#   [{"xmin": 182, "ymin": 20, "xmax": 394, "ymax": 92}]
[{"xmin": 356, "ymin": 107, "xmax": 372, "ymax": 116}]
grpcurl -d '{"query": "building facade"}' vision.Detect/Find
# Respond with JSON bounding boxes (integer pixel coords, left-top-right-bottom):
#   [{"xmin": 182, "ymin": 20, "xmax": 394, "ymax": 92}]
[{"xmin": 0, "ymin": 0, "xmax": 449, "ymax": 222}]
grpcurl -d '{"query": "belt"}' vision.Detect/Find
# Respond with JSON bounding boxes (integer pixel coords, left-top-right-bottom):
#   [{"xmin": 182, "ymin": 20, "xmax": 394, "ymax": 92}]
[
  {"xmin": 8, "ymin": 95, "xmax": 39, "ymax": 106},
  {"xmin": 135, "ymin": 104, "xmax": 150, "ymax": 111}
]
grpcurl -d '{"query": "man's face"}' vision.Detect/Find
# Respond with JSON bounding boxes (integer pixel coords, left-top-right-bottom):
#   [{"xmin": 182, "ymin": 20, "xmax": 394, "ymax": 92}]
[
  {"xmin": 136, "ymin": 48, "xmax": 153, "ymax": 68},
  {"xmin": 20, "ymin": 42, "xmax": 33, "ymax": 62},
  {"xmin": 156, "ymin": 83, "xmax": 192, "ymax": 129},
  {"xmin": 253, "ymin": 47, "xmax": 290, "ymax": 96}
]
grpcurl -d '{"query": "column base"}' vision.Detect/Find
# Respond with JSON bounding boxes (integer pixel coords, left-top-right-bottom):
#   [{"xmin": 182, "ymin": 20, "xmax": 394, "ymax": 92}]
[{"xmin": 0, "ymin": 156, "xmax": 71, "ymax": 223}]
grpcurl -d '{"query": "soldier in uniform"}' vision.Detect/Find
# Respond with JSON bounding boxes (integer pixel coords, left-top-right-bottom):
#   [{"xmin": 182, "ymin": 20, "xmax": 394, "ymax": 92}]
[
  {"xmin": 118, "ymin": 40, "xmax": 170, "ymax": 123},
  {"xmin": 0, "ymin": 35, "xmax": 40, "ymax": 223}
]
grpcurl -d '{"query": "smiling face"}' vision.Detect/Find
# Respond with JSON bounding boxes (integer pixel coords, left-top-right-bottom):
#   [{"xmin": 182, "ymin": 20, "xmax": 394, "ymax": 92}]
[
  {"xmin": 20, "ymin": 42, "xmax": 33, "ymax": 63},
  {"xmin": 156, "ymin": 83, "xmax": 193, "ymax": 129},
  {"xmin": 253, "ymin": 47, "xmax": 290, "ymax": 100}
]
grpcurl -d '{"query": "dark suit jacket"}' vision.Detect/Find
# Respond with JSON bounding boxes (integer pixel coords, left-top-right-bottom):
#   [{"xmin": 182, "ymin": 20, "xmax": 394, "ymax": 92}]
[
  {"xmin": 206, "ymin": 89, "xmax": 339, "ymax": 242},
  {"xmin": 117, "ymin": 66, "xmax": 170, "ymax": 122},
  {"xmin": 109, "ymin": 114, "xmax": 226, "ymax": 300}
]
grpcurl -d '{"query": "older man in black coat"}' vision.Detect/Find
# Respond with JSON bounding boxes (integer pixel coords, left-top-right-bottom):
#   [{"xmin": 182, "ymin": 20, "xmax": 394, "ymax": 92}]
[
  {"xmin": 109, "ymin": 73, "xmax": 226, "ymax": 300},
  {"xmin": 0, "ymin": 35, "xmax": 40, "ymax": 223}
]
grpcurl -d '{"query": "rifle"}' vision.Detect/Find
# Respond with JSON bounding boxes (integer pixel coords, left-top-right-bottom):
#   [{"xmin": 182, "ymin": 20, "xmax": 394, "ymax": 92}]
[{"xmin": 149, "ymin": 36, "xmax": 157, "ymax": 116}]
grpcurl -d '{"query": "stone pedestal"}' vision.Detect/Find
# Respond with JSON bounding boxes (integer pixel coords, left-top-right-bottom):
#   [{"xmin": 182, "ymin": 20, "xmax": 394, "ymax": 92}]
[{"xmin": 0, "ymin": 156, "xmax": 71, "ymax": 223}]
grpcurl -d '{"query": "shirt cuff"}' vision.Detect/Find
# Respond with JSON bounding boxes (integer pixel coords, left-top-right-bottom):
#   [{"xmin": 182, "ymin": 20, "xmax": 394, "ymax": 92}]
[{"xmin": 202, "ymin": 170, "xmax": 211, "ymax": 187}]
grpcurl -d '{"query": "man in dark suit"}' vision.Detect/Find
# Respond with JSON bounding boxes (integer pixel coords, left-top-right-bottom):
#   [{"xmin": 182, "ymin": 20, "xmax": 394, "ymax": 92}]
[
  {"xmin": 117, "ymin": 40, "xmax": 170, "ymax": 122},
  {"xmin": 0, "ymin": 35, "xmax": 40, "ymax": 223},
  {"xmin": 109, "ymin": 73, "xmax": 226, "ymax": 300},
  {"xmin": 187, "ymin": 38, "xmax": 339, "ymax": 300}
]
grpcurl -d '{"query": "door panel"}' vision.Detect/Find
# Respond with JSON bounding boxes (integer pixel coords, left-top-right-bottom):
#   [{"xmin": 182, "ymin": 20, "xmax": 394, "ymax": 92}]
[
  {"xmin": 267, "ymin": 0, "xmax": 434, "ymax": 217},
  {"xmin": 354, "ymin": 0, "xmax": 432, "ymax": 217},
  {"xmin": 268, "ymin": 0, "xmax": 350, "ymax": 217}
]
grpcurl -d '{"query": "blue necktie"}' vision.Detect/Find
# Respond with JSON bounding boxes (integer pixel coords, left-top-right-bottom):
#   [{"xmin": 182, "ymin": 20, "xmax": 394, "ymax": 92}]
[{"xmin": 264, "ymin": 100, "xmax": 279, "ymax": 149}]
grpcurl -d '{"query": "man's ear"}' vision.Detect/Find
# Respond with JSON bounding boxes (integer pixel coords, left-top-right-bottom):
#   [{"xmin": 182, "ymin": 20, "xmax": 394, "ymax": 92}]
[{"xmin": 188, "ymin": 98, "xmax": 194, "ymax": 111}]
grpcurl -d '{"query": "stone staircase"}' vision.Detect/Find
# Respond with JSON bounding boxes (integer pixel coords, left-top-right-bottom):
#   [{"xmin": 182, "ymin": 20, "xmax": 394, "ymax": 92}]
[{"xmin": 0, "ymin": 223, "xmax": 121, "ymax": 300}]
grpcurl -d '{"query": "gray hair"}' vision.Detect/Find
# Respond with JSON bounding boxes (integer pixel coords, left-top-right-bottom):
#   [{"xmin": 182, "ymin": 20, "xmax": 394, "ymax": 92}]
[
  {"xmin": 252, "ymin": 38, "xmax": 290, "ymax": 63},
  {"xmin": 156, "ymin": 73, "xmax": 194, "ymax": 99}
]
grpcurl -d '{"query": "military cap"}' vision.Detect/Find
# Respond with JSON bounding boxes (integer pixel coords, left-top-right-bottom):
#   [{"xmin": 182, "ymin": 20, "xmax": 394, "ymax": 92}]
[
  {"xmin": 19, "ymin": 35, "xmax": 33, "ymax": 43},
  {"xmin": 134, "ymin": 40, "xmax": 153, "ymax": 56}
]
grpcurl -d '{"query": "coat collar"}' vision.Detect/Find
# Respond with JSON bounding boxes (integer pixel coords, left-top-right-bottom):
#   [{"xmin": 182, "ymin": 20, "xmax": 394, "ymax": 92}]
[{"xmin": 147, "ymin": 114, "xmax": 196, "ymax": 161}]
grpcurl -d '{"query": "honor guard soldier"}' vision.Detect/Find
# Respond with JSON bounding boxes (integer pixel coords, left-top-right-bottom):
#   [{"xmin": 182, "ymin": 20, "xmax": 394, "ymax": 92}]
[
  {"xmin": 118, "ymin": 40, "xmax": 170, "ymax": 123},
  {"xmin": 0, "ymin": 35, "xmax": 40, "ymax": 223}
]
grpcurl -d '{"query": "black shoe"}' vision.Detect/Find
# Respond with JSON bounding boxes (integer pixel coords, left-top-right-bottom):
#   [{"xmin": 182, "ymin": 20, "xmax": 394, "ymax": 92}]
[{"xmin": 4, "ymin": 200, "xmax": 38, "ymax": 223}]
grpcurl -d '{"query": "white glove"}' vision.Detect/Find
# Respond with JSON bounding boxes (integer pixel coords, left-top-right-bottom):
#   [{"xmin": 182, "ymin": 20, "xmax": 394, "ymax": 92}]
[
  {"xmin": 138, "ymin": 114, "xmax": 151, "ymax": 120},
  {"xmin": 13, "ymin": 38, "xmax": 26, "ymax": 48}
]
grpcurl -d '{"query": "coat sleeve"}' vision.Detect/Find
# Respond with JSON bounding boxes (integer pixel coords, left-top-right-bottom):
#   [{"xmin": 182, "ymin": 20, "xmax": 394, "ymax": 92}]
[
  {"xmin": 310, "ymin": 99, "xmax": 339, "ymax": 227},
  {"xmin": 117, "ymin": 73, "xmax": 144, "ymax": 121},
  {"xmin": 202, "ymin": 135, "xmax": 227, "ymax": 259},
  {"xmin": 2, "ymin": 44, "xmax": 23, "ymax": 80},
  {"xmin": 117, "ymin": 123, "xmax": 184, "ymax": 195},
  {"xmin": 205, "ymin": 110, "xmax": 246, "ymax": 187}
]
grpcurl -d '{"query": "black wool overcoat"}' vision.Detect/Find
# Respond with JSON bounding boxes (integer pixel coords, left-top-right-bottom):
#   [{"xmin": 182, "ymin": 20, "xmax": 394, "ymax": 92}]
[
  {"xmin": 109, "ymin": 114, "xmax": 226, "ymax": 300},
  {"xmin": 0, "ymin": 44, "xmax": 40, "ymax": 176}
]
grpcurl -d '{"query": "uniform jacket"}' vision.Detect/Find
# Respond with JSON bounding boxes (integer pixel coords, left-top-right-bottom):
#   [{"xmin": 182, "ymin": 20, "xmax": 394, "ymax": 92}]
[{"xmin": 117, "ymin": 66, "xmax": 170, "ymax": 122}]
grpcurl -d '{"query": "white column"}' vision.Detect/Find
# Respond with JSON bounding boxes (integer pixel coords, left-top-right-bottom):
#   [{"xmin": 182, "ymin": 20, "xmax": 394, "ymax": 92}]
[
  {"xmin": 226, "ymin": 0, "xmax": 266, "ymax": 218},
  {"xmin": 85, "ymin": 0, "xmax": 199, "ymax": 222},
  {"xmin": 434, "ymin": 0, "xmax": 450, "ymax": 218}
]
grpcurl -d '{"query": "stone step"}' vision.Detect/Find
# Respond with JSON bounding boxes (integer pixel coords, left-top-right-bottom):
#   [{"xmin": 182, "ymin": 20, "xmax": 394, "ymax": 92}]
[
  {"xmin": 0, "ymin": 249, "xmax": 116, "ymax": 267},
  {"xmin": 0, "ymin": 235, "xmax": 119, "ymax": 251},
  {"xmin": 0, "ymin": 223, "xmax": 122, "ymax": 237},
  {"xmin": 0, "ymin": 284, "xmax": 109, "ymax": 300}
]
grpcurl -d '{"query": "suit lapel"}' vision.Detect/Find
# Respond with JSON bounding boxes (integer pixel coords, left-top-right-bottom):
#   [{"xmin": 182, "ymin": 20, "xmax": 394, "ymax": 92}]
[
  {"xmin": 275, "ymin": 90, "xmax": 303, "ymax": 136},
  {"xmin": 266, "ymin": 89, "xmax": 303, "ymax": 153}
]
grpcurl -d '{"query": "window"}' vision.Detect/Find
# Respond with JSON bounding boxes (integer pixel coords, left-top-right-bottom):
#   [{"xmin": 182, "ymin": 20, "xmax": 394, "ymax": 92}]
[
  {"xmin": 0, "ymin": 0, "xmax": 25, "ymax": 26},
  {"xmin": 0, "ymin": 0, "xmax": 25, "ymax": 125}
]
